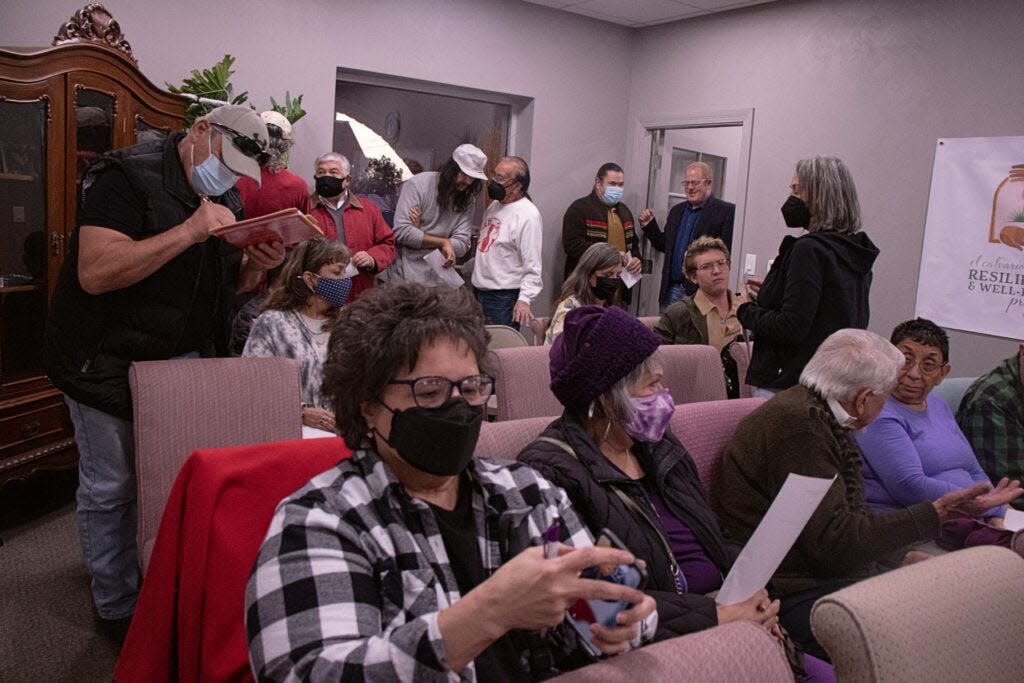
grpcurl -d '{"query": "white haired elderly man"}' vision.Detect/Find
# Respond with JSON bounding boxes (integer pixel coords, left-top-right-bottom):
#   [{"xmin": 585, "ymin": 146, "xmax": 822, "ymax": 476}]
[
  {"xmin": 309, "ymin": 152, "xmax": 395, "ymax": 301},
  {"xmin": 713, "ymin": 328, "xmax": 1021, "ymax": 660}
]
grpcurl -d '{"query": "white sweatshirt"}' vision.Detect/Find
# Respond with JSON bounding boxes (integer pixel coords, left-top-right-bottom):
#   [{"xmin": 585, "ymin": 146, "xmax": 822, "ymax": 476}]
[{"xmin": 471, "ymin": 197, "xmax": 543, "ymax": 303}]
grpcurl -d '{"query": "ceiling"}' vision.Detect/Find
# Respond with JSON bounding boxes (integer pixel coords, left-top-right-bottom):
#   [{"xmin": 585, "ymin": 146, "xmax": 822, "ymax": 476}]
[{"xmin": 522, "ymin": 0, "xmax": 778, "ymax": 28}]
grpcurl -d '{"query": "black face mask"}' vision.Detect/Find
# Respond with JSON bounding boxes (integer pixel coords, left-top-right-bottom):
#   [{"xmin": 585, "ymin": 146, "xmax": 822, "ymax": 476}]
[
  {"xmin": 487, "ymin": 179, "xmax": 507, "ymax": 201},
  {"xmin": 592, "ymin": 276, "xmax": 620, "ymax": 303},
  {"xmin": 781, "ymin": 195, "xmax": 810, "ymax": 228},
  {"xmin": 377, "ymin": 397, "xmax": 483, "ymax": 476},
  {"xmin": 316, "ymin": 175, "xmax": 346, "ymax": 198}
]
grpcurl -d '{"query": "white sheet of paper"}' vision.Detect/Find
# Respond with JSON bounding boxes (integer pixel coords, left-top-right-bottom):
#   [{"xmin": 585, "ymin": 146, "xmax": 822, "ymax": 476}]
[
  {"xmin": 619, "ymin": 269, "xmax": 641, "ymax": 289},
  {"xmin": 423, "ymin": 249, "xmax": 465, "ymax": 287},
  {"xmin": 343, "ymin": 263, "xmax": 359, "ymax": 278},
  {"xmin": 716, "ymin": 473, "xmax": 836, "ymax": 606},
  {"xmin": 1004, "ymin": 508, "xmax": 1024, "ymax": 532}
]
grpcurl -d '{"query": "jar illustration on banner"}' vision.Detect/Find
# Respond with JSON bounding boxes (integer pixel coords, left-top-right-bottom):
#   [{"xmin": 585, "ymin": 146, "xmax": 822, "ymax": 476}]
[{"xmin": 990, "ymin": 164, "xmax": 1024, "ymax": 250}]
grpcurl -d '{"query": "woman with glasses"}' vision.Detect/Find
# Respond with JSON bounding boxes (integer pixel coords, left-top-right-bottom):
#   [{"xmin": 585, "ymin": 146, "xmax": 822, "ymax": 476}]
[
  {"xmin": 856, "ymin": 318, "xmax": 1020, "ymax": 550},
  {"xmin": 242, "ymin": 239, "xmax": 352, "ymax": 432},
  {"xmin": 246, "ymin": 282, "xmax": 655, "ymax": 682},
  {"xmin": 737, "ymin": 157, "xmax": 878, "ymax": 398}
]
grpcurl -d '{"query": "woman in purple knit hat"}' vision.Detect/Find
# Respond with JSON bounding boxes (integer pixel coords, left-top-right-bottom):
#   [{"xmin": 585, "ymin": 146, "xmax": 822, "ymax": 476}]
[{"xmin": 518, "ymin": 304, "xmax": 834, "ymax": 681}]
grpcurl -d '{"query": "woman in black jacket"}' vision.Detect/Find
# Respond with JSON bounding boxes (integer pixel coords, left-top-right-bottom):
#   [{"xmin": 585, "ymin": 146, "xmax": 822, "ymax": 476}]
[
  {"xmin": 518, "ymin": 305, "xmax": 834, "ymax": 679},
  {"xmin": 738, "ymin": 156, "xmax": 878, "ymax": 395}
]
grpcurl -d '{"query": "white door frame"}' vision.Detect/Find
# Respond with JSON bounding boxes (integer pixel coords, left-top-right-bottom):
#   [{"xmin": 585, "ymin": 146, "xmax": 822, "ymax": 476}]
[{"xmin": 626, "ymin": 108, "xmax": 755, "ymax": 313}]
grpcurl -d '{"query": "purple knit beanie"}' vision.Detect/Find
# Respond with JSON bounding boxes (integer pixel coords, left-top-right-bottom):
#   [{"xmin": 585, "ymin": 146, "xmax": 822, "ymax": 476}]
[{"xmin": 549, "ymin": 305, "xmax": 660, "ymax": 409}]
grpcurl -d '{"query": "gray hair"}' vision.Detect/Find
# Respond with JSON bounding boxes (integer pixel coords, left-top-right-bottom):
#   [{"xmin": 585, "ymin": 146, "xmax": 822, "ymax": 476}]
[
  {"xmin": 800, "ymin": 329, "xmax": 903, "ymax": 403},
  {"xmin": 796, "ymin": 156, "xmax": 861, "ymax": 234},
  {"xmin": 314, "ymin": 152, "xmax": 351, "ymax": 176},
  {"xmin": 558, "ymin": 242, "xmax": 625, "ymax": 305},
  {"xmin": 600, "ymin": 352, "xmax": 663, "ymax": 424},
  {"xmin": 686, "ymin": 161, "xmax": 713, "ymax": 182}
]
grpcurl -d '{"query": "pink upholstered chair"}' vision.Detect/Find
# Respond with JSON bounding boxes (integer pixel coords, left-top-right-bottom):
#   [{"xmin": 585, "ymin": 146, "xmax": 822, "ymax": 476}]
[
  {"xmin": 129, "ymin": 357, "xmax": 303, "ymax": 572},
  {"xmin": 476, "ymin": 415, "xmax": 558, "ymax": 460},
  {"xmin": 729, "ymin": 341, "xmax": 755, "ymax": 398},
  {"xmin": 489, "ymin": 346, "xmax": 564, "ymax": 421},
  {"xmin": 658, "ymin": 344, "xmax": 728, "ymax": 405},
  {"xmin": 670, "ymin": 398, "xmax": 765, "ymax": 492},
  {"xmin": 552, "ymin": 621, "xmax": 794, "ymax": 682},
  {"xmin": 811, "ymin": 546, "xmax": 1024, "ymax": 681},
  {"xmin": 116, "ymin": 437, "xmax": 347, "ymax": 683}
]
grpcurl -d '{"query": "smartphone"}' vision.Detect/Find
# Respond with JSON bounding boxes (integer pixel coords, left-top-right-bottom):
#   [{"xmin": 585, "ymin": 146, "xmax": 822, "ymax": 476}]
[{"xmin": 565, "ymin": 529, "xmax": 648, "ymax": 655}]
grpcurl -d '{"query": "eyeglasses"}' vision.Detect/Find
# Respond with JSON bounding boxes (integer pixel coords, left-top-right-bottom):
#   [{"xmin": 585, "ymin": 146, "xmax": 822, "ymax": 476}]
[
  {"xmin": 695, "ymin": 258, "xmax": 729, "ymax": 272},
  {"xmin": 901, "ymin": 353, "xmax": 945, "ymax": 376},
  {"xmin": 683, "ymin": 180, "xmax": 709, "ymax": 188},
  {"xmin": 212, "ymin": 123, "xmax": 270, "ymax": 165},
  {"xmin": 388, "ymin": 374, "xmax": 495, "ymax": 408}
]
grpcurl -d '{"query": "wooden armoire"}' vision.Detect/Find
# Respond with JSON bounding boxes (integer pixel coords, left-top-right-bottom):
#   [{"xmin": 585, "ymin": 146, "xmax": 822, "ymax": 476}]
[{"xmin": 0, "ymin": 5, "xmax": 187, "ymax": 487}]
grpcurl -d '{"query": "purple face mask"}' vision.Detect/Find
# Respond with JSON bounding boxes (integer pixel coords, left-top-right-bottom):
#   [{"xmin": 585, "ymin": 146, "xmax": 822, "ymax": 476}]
[{"xmin": 622, "ymin": 388, "xmax": 675, "ymax": 443}]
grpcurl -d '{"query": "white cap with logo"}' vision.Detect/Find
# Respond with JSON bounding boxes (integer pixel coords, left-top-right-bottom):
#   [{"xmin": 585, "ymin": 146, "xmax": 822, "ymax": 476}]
[{"xmin": 203, "ymin": 105, "xmax": 269, "ymax": 185}]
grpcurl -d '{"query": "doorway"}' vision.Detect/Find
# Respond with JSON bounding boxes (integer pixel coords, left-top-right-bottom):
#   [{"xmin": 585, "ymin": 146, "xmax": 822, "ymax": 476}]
[{"xmin": 632, "ymin": 111, "xmax": 753, "ymax": 316}]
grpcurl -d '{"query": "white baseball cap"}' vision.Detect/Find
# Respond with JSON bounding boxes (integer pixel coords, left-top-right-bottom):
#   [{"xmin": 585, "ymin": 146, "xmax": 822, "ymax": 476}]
[
  {"xmin": 452, "ymin": 143, "xmax": 487, "ymax": 180},
  {"xmin": 260, "ymin": 110, "xmax": 292, "ymax": 140},
  {"xmin": 204, "ymin": 105, "xmax": 268, "ymax": 184}
]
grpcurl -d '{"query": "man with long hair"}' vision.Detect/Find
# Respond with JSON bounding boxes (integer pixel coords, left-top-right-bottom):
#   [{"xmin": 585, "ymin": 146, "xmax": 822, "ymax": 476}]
[{"xmin": 379, "ymin": 144, "xmax": 486, "ymax": 287}]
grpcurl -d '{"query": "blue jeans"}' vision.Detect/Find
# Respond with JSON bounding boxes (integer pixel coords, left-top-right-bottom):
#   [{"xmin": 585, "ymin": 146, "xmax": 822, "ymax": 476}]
[
  {"xmin": 660, "ymin": 282, "xmax": 689, "ymax": 313},
  {"xmin": 474, "ymin": 287, "xmax": 520, "ymax": 329},
  {"xmin": 65, "ymin": 395, "xmax": 139, "ymax": 619}
]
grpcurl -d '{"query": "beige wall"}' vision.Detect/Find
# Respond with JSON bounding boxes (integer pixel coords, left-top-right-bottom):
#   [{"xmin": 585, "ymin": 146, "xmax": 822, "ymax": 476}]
[
  {"xmin": 0, "ymin": 0, "xmax": 634, "ymax": 313},
  {"xmin": 626, "ymin": 0, "xmax": 1024, "ymax": 373}
]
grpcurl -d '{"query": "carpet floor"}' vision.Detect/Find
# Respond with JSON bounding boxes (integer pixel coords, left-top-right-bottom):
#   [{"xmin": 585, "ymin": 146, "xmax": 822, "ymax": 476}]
[{"xmin": 1, "ymin": 470, "xmax": 119, "ymax": 682}]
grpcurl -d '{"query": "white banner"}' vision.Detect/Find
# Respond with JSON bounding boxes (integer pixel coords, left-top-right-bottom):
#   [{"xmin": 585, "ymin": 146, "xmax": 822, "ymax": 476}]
[{"xmin": 917, "ymin": 137, "xmax": 1024, "ymax": 339}]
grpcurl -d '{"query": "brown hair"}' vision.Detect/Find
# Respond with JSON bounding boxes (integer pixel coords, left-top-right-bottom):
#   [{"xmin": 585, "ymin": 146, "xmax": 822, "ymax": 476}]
[
  {"xmin": 557, "ymin": 242, "xmax": 624, "ymax": 306},
  {"xmin": 683, "ymin": 235, "xmax": 730, "ymax": 278},
  {"xmin": 262, "ymin": 239, "xmax": 351, "ymax": 314},
  {"xmin": 323, "ymin": 282, "xmax": 489, "ymax": 447}
]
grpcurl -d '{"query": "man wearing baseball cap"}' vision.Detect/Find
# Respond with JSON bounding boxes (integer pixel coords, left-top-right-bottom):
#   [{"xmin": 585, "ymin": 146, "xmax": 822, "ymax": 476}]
[
  {"xmin": 379, "ymin": 143, "xmax": 486, "ymax": 287},
  {"xmin": 44, "ymin": 104, "xmax": 285, "ymax": 636},
  {"xmin": 236, "ymin": 110, "xmax": 310, "ymax": 218}
]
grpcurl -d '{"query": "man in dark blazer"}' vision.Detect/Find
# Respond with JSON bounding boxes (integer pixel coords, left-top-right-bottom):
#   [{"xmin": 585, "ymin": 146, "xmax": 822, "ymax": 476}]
[{"xmin": 643, "ymin": 161, "xmax": 735, "ymax": 309}]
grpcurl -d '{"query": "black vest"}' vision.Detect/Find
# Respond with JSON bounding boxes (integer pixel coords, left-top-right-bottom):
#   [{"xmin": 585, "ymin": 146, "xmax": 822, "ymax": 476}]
[{"xmin": 45, "ymin": 133, "xmax": 243, "ymax": 419}]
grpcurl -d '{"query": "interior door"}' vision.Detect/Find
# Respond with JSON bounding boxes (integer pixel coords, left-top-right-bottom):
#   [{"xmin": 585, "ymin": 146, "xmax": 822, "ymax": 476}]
[{"xmin": 637, "ymin": 125, "xmax": 745, "ymax": 315}]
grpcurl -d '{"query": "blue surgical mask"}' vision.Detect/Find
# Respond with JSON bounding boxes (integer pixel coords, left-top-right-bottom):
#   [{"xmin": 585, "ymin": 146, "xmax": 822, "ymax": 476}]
[
  {"xmin": 602, "ymin": 185, "xmax": 623, "ymax": 205},
  {"xmin": 190, "ymin": 130, "xmax": 239, "ymax": 197},
  {"xmin": 312, "ymin": 275, "xmax": 352, "ymax": 308}
]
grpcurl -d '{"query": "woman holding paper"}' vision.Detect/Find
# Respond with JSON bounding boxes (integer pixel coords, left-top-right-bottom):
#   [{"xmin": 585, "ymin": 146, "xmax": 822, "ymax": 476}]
[
  {"xmin": 519, "ymin": 305, "xmax": 833, "ymax": 679},
  {"xmin": 243, "ymin": 239, "xmax": 352, "ymax": 431},
  {"xmin": 545, "ymin": 243, "xmax": 625, "ymax": 344}
]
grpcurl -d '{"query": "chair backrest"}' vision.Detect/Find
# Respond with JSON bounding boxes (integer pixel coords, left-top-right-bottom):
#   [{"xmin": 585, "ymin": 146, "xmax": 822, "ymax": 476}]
[
  {"xmin": 638, "ymin": 316, "xmax": 660, "ymax": 330},
  {"xmin": 552, "ymin": 621, "xmax": 793, "ymax": 682},
  {"xmin": 130, "ymin": 356, "xmax": 303, "ymax": 572},
  {"xmin": 728, "ymin": 340, "xmax": 755, "ymax": 398},
  {"xmin": 528, "ymin": 316, "xmax": 551, "ymax": 345},
  {"xmin": 486, "ymin": 324, "xmax": 529, "ymax": 349},
  {"xmin": 116, "ymin": 437, "xmax": 348, "ymax": 683},
  {"xmin": 671, "ymin": 397, "xmax": 765, "ymax": 493},
  {"xmin": 658, "ymin": 344, "xmax": 728, "ymax": 405},
  {"xmin": 932, "ymin": 376, "xmax": 978, "ymax": 413},
  {"xmin": 489, "ymin": 346, "xmax": 564, "ymax": 421},
  {"xmin": 476, "ymin": 415, "xmax": 557, "ymax": 460},
  {"xmin": 811, "ymin": 546, "xmax": 1024, "ymax": 682}
]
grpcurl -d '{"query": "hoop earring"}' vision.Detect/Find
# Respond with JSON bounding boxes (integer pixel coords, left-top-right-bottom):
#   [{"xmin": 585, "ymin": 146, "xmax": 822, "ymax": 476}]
[
  {"xmin": 587, "ymin": 401, "xmax": 596, "ymax": 419},
  {"xmin": 602, "ymin": 418, "xmax": 613, "ymax": 442}
]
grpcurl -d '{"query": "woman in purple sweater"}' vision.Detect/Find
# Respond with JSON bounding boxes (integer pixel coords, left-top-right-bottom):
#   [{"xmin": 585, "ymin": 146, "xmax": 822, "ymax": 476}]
[{"xmin": 857, "ymin": 318, "xmax": 1009, "ymax": 535}]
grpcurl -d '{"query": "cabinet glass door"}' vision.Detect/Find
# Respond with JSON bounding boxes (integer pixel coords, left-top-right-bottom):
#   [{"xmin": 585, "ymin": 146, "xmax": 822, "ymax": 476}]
[{"xmin": 0, "ymin": 99, "xmax": 47, "ymax": 385}]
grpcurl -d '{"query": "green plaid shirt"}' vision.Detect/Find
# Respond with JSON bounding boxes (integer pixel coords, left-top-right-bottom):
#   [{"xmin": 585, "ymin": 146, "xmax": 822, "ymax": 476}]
[{"xmin": 956, "ymin": 354, "xmax": 1024, "ymax": 510}]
